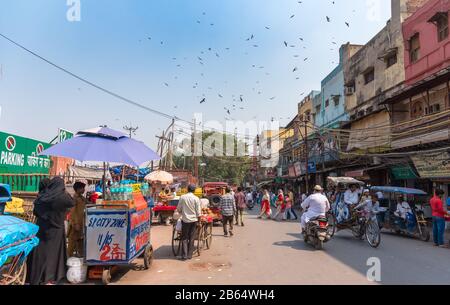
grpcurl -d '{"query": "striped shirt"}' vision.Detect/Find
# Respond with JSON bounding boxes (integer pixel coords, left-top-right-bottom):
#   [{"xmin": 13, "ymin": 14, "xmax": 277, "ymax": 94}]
[{"xmin": 220, "ymin": 194, "xmax": 236, "ymax": 216}]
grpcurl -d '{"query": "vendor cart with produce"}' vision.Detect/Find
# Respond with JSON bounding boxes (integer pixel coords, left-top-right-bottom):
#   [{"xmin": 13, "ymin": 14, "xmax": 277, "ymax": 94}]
[
  {"xmin": 0, "ymin": 184, "xmax": 39, "ymax": 285},
  {"xmin": 172, "ymin": 209, "xmax": 213, "ymax": 257},
  {"xmin": 202, "ymin": 182, "xmax": 228, "ymax": 224}
]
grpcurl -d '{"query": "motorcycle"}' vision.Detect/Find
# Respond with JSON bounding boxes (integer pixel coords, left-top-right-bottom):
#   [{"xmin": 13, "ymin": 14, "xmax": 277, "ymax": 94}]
[{"xmin": 303, "ymin": 216, "xmax": 331, "ymax": 250}]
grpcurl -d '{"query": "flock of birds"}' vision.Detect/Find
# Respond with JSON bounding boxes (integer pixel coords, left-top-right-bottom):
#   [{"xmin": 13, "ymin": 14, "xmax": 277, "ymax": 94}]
[{"xmin": 138, "ymin": 0, "xmax": 357, "ymax": 123}]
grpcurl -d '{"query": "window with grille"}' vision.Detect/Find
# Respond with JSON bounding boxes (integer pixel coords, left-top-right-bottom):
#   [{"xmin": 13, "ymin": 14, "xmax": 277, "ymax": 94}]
[
  {"xmin": 436, "ymin": 13, "xmax": 449, "ymax": 42},
  {"xmin": 364, "ymin": 68, "xmax": 375, "ymax": 84},
  {"xmin": 409, "ymin": 33, "xmax": 420, "ymax": 63},
  {"xmin": 386, "ymin": 53, "xmax": 397, "ymax": 68}
]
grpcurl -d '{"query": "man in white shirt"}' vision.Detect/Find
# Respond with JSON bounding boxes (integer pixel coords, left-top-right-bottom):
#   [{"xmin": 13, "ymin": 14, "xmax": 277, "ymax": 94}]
[
  {"xmin": 176, "ymin": 185, "xmax": 202, "ymax": 260},
  {"xmin": 344, "ymin": 184, "xmax": 360, "ymax": 208},
  {"xmin": 301, "ymin": 185, "xmax": 330, "ymax": 232},
  {"xmin": 246, "ymin": 191, "xmax": 254, "ymax": 204},
  {"xmin": 394, "ymin": 196, "xmax": 412, "ymax": 220}
]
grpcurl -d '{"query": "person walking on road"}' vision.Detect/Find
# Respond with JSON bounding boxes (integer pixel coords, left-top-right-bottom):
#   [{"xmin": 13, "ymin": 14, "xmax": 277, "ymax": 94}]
[
  {"xmin": 234, "ymin": 187, "xmax": 246, "ymax": 226},
  {"xmin": 430, "ymin": 189, "xmax": 449, "ymax": 248},
  {"xmin": 176, "ymin": 184, "xmax": 201, "ymax": 260},
  {"xmin": 285, "ymin": 188, "xmax": 298, "ymax": 221},
  {"xmin": 258, "ymin": 189, "xmax": 272, "ymax": 219},
  {"xmin": 272, "ymin": 189, "xmax": 286, "ymax": 221},
  {"xmin": 220, "ymin": 187, "xmax": 237, "ymax": 237}
]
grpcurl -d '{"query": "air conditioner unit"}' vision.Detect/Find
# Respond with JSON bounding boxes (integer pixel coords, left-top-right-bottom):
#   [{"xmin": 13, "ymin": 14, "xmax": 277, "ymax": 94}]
[{"xmin": 345, "ymin": 86, "xmax": 355, "ymax": 96}]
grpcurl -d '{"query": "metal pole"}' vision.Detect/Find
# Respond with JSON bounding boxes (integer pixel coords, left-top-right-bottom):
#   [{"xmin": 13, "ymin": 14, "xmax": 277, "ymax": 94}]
[
  {"xmin": 304, "ymin": 116, "xmax": 309, "ymax": 194},
  {"xmin": 102, "ymin": 162, "xmax": 106, "ymax": 199}
]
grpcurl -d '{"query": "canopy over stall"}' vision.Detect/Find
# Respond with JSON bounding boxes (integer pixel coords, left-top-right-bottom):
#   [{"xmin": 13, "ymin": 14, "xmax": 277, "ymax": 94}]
[{"xmin": 39, "ymin": 126, "xmax": 160, "ymax": 195}]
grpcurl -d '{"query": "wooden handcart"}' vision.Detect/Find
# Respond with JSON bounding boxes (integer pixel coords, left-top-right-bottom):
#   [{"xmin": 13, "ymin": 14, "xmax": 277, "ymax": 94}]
[{"xmin": 172, "ymin": 215, "xmax": 213, "ymax": 257}]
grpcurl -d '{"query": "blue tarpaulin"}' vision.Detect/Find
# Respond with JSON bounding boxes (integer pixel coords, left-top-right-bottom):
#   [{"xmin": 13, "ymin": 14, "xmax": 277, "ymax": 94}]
[{"xmin": 0, "ymin": 216, "xmax": 39, "ymax": 267}]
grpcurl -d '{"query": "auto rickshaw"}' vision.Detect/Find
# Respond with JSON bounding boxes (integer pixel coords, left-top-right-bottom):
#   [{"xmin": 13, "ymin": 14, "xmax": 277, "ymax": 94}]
[{"xmin": 370, "ymin": 186, "xmax": 430, "ymax": 242}]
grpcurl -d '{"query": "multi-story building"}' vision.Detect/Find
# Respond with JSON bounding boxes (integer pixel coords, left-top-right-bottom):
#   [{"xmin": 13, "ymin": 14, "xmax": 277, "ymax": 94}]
[
  {"xmin": 384, "ymin": 0, "xmax": 450, "ymax": 195},
  {"xmin": 341, "ymin": 0, "xmax": 428, "ymax": 184}
]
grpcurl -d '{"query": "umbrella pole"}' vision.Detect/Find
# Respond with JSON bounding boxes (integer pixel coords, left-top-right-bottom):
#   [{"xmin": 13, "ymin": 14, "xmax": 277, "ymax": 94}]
[{"xmin": 103, "ymin": 162, "xmax": 106, "ymax": 199}]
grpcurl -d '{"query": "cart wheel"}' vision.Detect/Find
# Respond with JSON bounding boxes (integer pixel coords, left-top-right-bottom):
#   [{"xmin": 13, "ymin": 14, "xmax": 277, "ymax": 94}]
[
  {"xmin": 205, "ymin": 223, "xmax": 213, "ymax": 250},
  {"xmin": 143, "ymin": 245, "xmax": 153, "ymax": 270},
  {"xmin": 172, "ymin": 226, "xmax": 182, "ymax": 257},
  {"xmin": 419, "ymin": 225, "xmax": 430, "ymax": 242},
  {"xmin": 165, "ymin": 217, "xmax": 171, "ymax": 226},
  {"xmin": 102, "ymin": 267, "xmax": 112, "ymax": 285},
  {"xmin": 196, "ymin": 225, "xmax": 203, "ymax": 257}
]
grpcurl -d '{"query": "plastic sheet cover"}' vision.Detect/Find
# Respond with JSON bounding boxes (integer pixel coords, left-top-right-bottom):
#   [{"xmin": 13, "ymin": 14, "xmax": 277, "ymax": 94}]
[{"xmin": 0, "ymin": 216, "xmax": 39, "ymax": 267}]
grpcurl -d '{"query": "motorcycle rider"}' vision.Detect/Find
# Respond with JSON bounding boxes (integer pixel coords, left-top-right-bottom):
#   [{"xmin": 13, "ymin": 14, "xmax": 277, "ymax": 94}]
[{"xmin": 301, "ymin": 185, "xmax": 330, "ymax": 234}]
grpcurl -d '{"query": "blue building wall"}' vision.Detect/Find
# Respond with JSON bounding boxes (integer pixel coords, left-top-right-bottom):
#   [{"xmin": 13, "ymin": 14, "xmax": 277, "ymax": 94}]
[{"xmin": 316, "ymin": 47, "xmax": 348, "ymax": 129}]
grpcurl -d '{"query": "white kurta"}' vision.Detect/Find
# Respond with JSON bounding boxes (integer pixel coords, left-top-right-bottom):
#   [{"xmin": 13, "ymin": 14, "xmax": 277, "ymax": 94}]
[{"xmin": 301, "ymin": 193, "xmax": 330, "ymax": 229}]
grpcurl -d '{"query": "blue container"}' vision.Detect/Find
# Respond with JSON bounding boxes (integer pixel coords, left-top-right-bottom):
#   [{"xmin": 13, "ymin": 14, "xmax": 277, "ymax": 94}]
[{"xmin": 0, "ymin": 184, "xmax": 12, "ymax": 215}]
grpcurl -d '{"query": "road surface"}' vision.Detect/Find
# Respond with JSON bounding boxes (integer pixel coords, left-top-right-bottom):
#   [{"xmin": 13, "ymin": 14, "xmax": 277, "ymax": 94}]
[{"xmin": 111, "ymin": 209, "xmax": 450, "ymax": 285}]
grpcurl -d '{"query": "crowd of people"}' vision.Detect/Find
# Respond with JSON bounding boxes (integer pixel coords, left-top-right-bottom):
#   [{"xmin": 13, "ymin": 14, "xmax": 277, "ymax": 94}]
[{"xmin": 253, "ymin": 182, "xmax": 450, "ymax": 249}]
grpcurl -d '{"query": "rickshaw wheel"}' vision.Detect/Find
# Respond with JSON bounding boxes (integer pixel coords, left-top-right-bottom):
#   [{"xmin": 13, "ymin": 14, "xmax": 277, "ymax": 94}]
[
  {"xmin": 102, "ymin": 267, "xmax": 112, "ymax": 285},
  {"xmin": 143, "ymin": 245, "xmax": 153, "ymax": 270},
  {"xmin": 171, "ymin": 226, "xmax": 182, "ymax": 257},
  {"xmin": 365, "ymin": 220, "xmax": 381, "ymax": 248},
  {"xmin": 419, "ymin": 226, "xmax": 430, "ymax": 242},
  {"xmin": 205, "ymin": 223, "xmax": 213, "ymax": 250}
]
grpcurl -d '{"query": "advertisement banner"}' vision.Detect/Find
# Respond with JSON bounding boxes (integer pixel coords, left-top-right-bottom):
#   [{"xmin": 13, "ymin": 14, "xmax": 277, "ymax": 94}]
[
  {"xmin": 129, "ymin": 208, "xmax": 151, "ymax": 259},
  {"xmin": 0, "ymin": 131, "xmax": 51, "ymax": 174},
  {"xmin": 412, "ymin": 152, "xmax": 450, "ymax": 179},
  {"xmin": 86, "ymin": 210, "xmax": 128, "ymax": 263}
]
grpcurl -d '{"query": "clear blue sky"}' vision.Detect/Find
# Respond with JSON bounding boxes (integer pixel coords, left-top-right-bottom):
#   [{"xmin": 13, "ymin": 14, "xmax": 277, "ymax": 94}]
[{"xmin": 0, "ymin": 0, "xmax": 391, "ymax": 149}]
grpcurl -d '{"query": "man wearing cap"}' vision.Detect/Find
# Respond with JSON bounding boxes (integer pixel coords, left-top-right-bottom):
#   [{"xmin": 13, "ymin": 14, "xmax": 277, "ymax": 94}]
[{"xmin": 300, "ymin": 185, "xmax": 330, "ymax": 233}]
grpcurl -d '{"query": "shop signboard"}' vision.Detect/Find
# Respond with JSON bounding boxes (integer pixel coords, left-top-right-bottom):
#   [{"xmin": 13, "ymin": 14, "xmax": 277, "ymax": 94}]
[
  {"xmin": 58, "ymin": 128, "xmax": 74, "ymax": 143},
  {"xmin": 0, "ymin": 131, "xmax": 51, "ymax": 174},
  {"xmin": 391, "ymin": 165, "xmax": 417, "ymax": 180},
  {"xmin": 412, "ymin": 152, "xmax": 450, "ymax": 179},
  {"xmin": 288, "ymin": 165, "xmax": 296, "ymax": 178},
  {"xmin": 86, "ymin": 210, "xmax": 128, "ymax": 264}
]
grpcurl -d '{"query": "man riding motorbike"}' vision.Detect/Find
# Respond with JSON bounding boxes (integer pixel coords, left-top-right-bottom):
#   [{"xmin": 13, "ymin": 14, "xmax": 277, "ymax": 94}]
[{"xmin": 301, "ymin": 185, "xmax": 330, "ymax": 234}]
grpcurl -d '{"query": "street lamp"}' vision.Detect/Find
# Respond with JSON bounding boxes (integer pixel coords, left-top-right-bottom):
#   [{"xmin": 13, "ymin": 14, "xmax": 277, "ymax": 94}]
[{"xmin": 200, "ymin": 163, "xmax": 207, "ymax": 185}]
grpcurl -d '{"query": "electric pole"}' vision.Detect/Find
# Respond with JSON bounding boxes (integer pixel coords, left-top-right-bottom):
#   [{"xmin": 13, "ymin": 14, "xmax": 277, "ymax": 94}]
[
  {"xmin": 303, "ymin": 114, "xmax": 309, "ymax": 194},
  {"xmin": 123, "ymin": 124, "xmax": 139, "ymax": 138}
]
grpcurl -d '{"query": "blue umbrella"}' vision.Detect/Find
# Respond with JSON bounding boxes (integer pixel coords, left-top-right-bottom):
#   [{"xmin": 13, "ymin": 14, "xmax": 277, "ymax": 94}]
[{"xmin": 39, "ymin": 126, "xmax": 160, "ymax": 167}]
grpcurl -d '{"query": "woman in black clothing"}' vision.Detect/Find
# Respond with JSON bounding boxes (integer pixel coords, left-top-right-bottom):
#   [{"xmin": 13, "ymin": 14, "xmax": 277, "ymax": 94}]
[{"xmin": 27, "ymin": 177, "xmax": 74, "ymax": 285}]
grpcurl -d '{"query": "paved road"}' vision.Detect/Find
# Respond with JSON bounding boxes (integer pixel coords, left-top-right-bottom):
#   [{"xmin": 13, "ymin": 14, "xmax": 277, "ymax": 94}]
[{"xmin": 112, "ymin": 209, "xmax": 450, "ymax": 285}]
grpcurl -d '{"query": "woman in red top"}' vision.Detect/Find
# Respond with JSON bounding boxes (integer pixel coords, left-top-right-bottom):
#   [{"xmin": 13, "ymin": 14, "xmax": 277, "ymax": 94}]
[
  {"xmin": 272, "ymin": 189, "xmax": 286, "ymax": 221},
  {"xmin": 258, "ymin": 189, "xmax": 272, "ymax": 219},
  {"xmin": 430, "ymin": 189, "xmax": 449, "ymax": 247}
]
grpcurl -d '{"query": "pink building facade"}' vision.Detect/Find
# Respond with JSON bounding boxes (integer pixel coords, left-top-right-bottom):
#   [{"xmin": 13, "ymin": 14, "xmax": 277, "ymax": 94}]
[{"xmin": 403, "ymin": 0, "xmax": 450, "ymax": 85}]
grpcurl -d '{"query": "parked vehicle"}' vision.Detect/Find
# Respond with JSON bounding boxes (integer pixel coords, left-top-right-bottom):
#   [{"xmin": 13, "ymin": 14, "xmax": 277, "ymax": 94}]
[
  {"xmin": 304, "ymin": 216, "xmax": 332, "ymax": 250},
  {"xmin": 370, "ymin": 186, "xmax": 430, "ymax": 242}
]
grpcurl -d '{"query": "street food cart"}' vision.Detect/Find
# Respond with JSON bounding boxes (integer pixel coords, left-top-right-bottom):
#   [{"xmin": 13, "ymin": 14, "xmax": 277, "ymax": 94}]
[
  {"xmin": 85, "ymin": 192, "xmax": 153, "ymax": 284},
  {"xmin": 153, "ymin": 199, "xmax": 178, "ymax": 225},
  {"xmin": 39, "ymin": 126, "xmax": 160, "ymax": 285}
]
